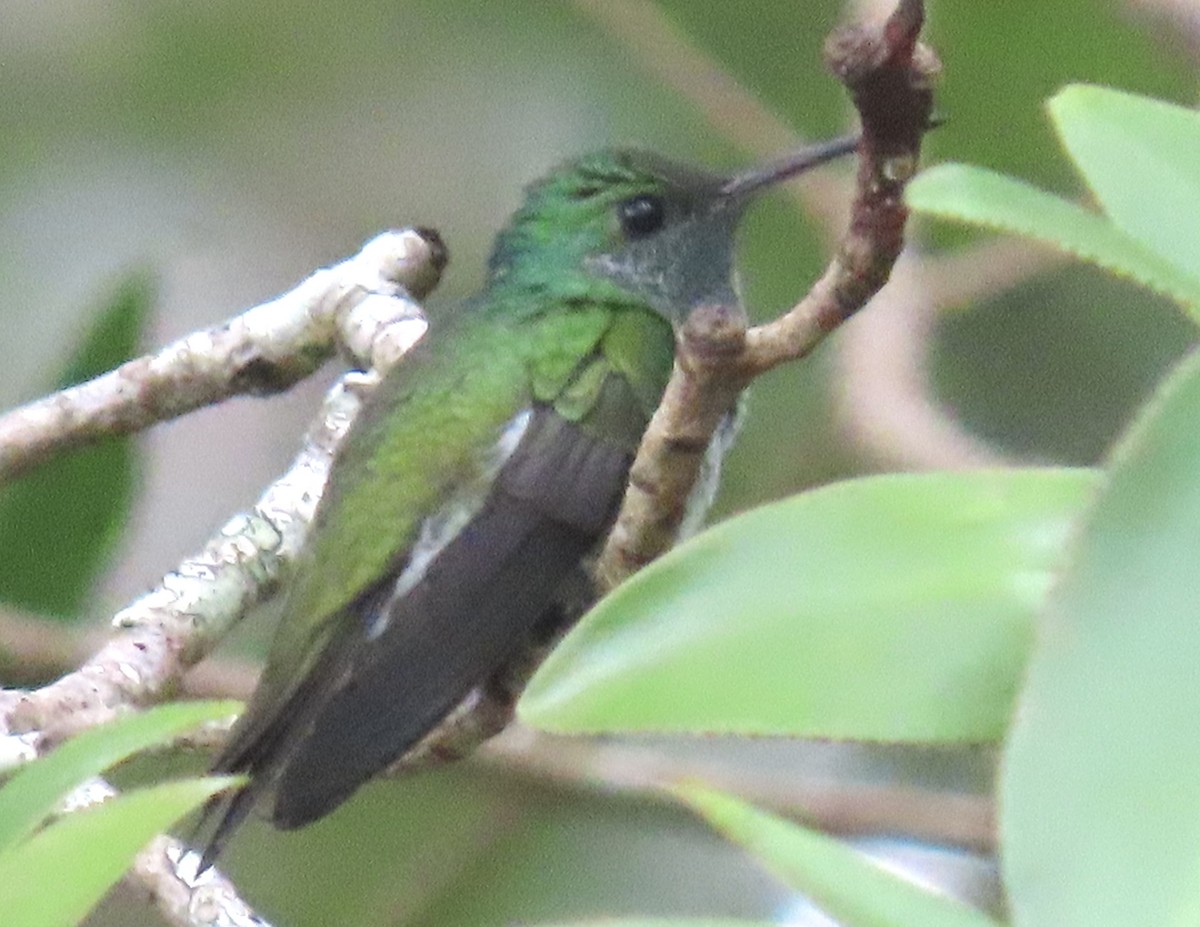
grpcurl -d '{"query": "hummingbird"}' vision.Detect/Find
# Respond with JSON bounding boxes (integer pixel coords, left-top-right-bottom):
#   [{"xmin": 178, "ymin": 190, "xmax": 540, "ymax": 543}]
[{"xmin": 197, "ymin": 134, "xmax": 857, "ymax": 867}]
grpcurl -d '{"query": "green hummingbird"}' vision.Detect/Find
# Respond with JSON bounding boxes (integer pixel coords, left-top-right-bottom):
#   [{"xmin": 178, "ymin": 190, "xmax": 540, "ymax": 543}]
[{"xmin": 197, "ymin": 134, "xmax": 856, "ymax": 866}]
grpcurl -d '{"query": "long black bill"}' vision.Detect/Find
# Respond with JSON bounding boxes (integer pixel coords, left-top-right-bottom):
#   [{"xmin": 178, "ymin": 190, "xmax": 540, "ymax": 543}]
[{"xmin": 720, "ymin": 133, "xmax": 859, "ymax": 200}]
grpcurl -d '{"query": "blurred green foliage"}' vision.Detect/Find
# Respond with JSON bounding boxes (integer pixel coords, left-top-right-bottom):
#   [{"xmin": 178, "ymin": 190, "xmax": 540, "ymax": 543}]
[
  {"xmin": 909, "ymin": 85, "xmax": 1200, "ymax": 927},
  {"xmin": 0, "ymin": 273, "xmax": 150, "ymax": 619},
  {"xmin": 1000, "ymin": 347, "xmax": 1200, "ymax": 927},
  {"xmin": 522, "ymin": 469, "xmax": 1095, "ymax": 742},
  {"xmin": 0, "ymin": 702, "xmax": 241, "ymax": 927}
]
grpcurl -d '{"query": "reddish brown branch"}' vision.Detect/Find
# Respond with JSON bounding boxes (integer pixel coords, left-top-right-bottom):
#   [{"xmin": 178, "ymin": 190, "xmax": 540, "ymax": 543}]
[{"xmin": 597, "ymin": 0, "xmax": 939, "ymax": 587}]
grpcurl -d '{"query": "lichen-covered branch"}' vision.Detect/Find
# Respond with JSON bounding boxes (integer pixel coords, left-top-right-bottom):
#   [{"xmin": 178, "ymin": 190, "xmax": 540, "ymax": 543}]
[
  {"xmin": 136, "ymin": 836, "xmax": 275, "ymax": 927},
  {"xmin": 0, "ymin": 231, "xmax": 445, "ymax": 926},
  {"xmin": 0, "ymin": 229, "xmax": 444, "ymax": 486},
  {"xmin": 0, "ymin": 229, "xmax": 446, "ymax": 754},
  {"xmin": 597, "ymin": 0, "xmax": 938, "ymax": 588}
]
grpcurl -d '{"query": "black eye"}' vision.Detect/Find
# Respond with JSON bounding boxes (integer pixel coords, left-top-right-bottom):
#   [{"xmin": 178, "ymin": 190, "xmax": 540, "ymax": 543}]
[{"xmin": 618, "ymin": 194, "xmax": 666, "ymax": 238}]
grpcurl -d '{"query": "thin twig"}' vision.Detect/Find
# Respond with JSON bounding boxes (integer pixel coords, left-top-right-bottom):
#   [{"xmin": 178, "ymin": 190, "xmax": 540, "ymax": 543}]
[
  {"xmin": 1128, "ymin": 0, "xmax": 1200, "ymax": 52},
  {"xmin": 1, "ymin": 609, "xmax": 993, "ymax": 849},
  {"xmin": 0, "ymin": 604, "xmax": 994, "ymax": 850},
  {"xmin": 0, "ymin": 605, "xmax": 262, "ymax": 700},
  {"xmin": 480, "ymin": 727, "xmax": 995, "ymax": 853},
  {"xmin": 0, "ymin": 605, "xmax": 102, "ymax": 683},
  {"xmin": 598, "ymin": 0, "xmax": 939, "ymax": 588}
]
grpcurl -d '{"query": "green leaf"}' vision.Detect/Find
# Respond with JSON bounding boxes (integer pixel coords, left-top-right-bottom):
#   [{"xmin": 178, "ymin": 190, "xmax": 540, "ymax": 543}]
[
  {"xmin": 676, "ymin": 784, "xmax": 999, "ymax": 927},
  {"xmin": 0, "ymin": 272, "xmax": 154, "ymax": 619},
  {"xmin": 0, "ymin": 775, "xmax": 238, "ymax": 927},
  {"xmin": 1049, "ymin": 84, "xmax": 1200, "ymax": 284},
  {"xmin": 906, "ymin": 164, "xmax": 1200, "ymax": 313},
  {"xmin": 1002, "ymin": 349, "xmax": 1200, "ymax": 925},
  {"xmin": 0, "ymin": 699, "xmax": 240, "ymax": 853},
  {"xmin": 928, "ymin": 1, "xmax": 1194, "ymax": 178},
  {"xmin": 520, "ymin": 469, "xmax": 1094, "ymax": 742}
]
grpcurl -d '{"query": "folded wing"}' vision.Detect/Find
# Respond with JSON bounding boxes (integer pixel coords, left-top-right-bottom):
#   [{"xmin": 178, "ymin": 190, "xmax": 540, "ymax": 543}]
[{"xmin": 198, "ymin": 406, "xmax": 631, "ymax": 865}]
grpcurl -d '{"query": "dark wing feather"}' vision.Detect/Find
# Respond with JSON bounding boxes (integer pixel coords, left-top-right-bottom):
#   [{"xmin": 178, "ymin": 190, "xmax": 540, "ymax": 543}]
[
  {"xmin": 198, "ymin": 407, "xmax": 628, "ymax": 865},
  {"xmin": 267, "ymin": 406, "xmax": 630, "ymax": 826}
]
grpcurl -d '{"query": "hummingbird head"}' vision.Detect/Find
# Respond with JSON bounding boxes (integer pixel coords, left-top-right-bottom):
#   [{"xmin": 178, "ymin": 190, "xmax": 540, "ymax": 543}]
[{"xmin": 486, "ymin": 136, "xmax": 856, "ymax": 320}]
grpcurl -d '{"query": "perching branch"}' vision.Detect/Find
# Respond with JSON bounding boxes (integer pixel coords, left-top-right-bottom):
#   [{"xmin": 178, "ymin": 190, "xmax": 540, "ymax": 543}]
[
  {"xmin": 1, "ymin": 0, "xmax": 938, "ymax": 779},
  {"xmin": 0, "ymin": 0, "xmax": 936, "ymax": 750},
  {"xmin": 597, "ymin": 0, "xmax": 939, "ymax": 588},
  {"xmin": 577, "ymin": 0, "xmax": 1050, "ymax": 475},
  {"xmin": 381, "ymin": 0, "xmax": 939, "ymax": 786},
  {"xmin": 136, "ymin": 835, "xmax": 274, "ymax": 927}
]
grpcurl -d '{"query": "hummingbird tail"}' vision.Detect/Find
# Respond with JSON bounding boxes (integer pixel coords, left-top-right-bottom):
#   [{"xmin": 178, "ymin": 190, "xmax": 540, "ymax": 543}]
[{"xmin": 193, "ymin": 782, "xmax": 260, "ymax": 873}]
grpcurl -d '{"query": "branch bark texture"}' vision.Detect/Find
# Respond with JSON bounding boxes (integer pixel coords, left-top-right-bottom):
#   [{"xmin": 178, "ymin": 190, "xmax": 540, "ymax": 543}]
[
  {"xmin": 598, "ymin": 0, "xmax": 938, "ymax": 589},
  {"xmin": 0, "ymin": 229, "xmax": 444, "ymax": 485},
  {"xmin": 0, "ymin": 229, "xmax": 446, "ymax": 750}
]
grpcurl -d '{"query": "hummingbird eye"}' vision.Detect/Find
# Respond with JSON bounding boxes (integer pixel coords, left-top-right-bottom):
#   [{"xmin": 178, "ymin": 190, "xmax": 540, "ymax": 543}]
[{"xmin": 617, "ymin": 194, "xmax": 666, "ymax": 238}]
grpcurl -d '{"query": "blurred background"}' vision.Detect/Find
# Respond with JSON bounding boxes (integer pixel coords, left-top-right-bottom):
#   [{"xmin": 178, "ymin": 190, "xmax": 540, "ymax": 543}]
[{"xmin": 0, "ymin": 1, "xmax": 1196, "ymax": 924}]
